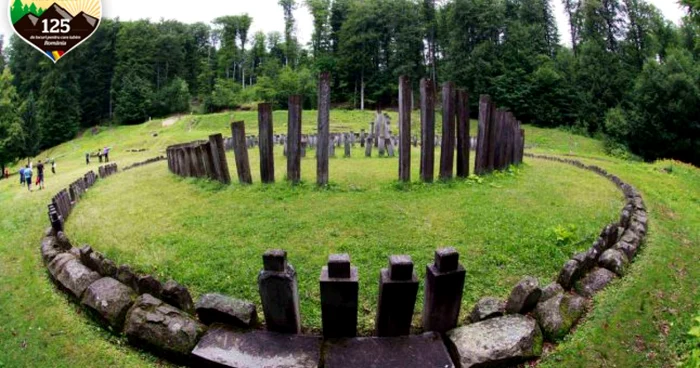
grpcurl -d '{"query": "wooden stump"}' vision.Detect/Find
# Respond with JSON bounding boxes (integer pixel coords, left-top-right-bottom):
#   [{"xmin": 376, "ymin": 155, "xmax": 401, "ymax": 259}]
[
  {"xmin": 439, "ymin": 82, "xmax": 456, "ymax": 180},
  {"xmin": 455, "ymin": 89, "xmax": 470, "ymax": 178},
  {"xmin": 258, "ymin": 103, "xmax": 275, "ymax": 183},
  {"xmin": 231, "ymin": 121, "xmax": 253, "ymax": 184},
  {"xmin": 420, "ymin": 79, "xmax": 435, "ymax": 183},
  {"xmin": 475, "ymin": 95, "xmax": 493, "ymax": 175},
  {"xmin": 287, "ymin": 95, "xmax": 302, "ymax": 183},
  {"xmin": 317, "ymin": 72, "xmax": 331, "ymax": 186},
  {"xmin": 398, "ymin": 76, "xmax": 412, "ymax": 182}
]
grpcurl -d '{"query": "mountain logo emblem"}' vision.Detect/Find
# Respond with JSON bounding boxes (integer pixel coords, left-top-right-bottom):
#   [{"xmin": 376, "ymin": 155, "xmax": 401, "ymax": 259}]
[{"xmin": 9, "ymin": 0, "xmax": 101, "ymax": 63}]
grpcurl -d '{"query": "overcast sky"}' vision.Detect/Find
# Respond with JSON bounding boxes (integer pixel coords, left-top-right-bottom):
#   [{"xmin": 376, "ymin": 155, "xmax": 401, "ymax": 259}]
[{"xmin": 0, "ymin": 0, "xmax": 688, "ymax": 52}]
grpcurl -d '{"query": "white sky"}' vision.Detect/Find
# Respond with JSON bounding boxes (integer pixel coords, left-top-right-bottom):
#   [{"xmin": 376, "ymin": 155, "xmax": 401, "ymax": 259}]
[{"xmin": 0, "ymin": 0, "xmax": 687, "ymax": 52}]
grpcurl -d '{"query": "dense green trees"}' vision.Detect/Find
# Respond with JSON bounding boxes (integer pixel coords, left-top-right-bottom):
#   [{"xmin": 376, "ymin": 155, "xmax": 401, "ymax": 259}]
[
  {"xmin": 0, "ymin": 68, "xmax": 24, "ymax": 173},
  {"xmin": 2, "ymin": 0, "xmax": 699, "ymax": 166}
]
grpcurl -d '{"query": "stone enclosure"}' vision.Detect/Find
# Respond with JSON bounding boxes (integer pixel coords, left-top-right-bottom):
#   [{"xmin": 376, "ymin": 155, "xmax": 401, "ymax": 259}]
[{"xmin": 39, "ymin": 142, "xmax": 648, "ymax": 367}]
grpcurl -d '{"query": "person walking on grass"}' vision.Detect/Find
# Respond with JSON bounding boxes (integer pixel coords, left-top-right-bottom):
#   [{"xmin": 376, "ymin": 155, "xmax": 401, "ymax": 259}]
[
  {"xmin": 36, "ymin": 160, "xmax": 45, "ymax": 190},
  {"xmin": 19, "ymin": 166, "xmax": 25, "ymax": 186},
  {"xmin": 51, "ymin": 159, "xmax": 56, "ymax": 174},
  {"xmin": 23, "ymin": 165, "xmax": 33, "ymax": 191},
  {"xmin": 3, "ymin": 167, "xmax": 8, "ymax": 179}
]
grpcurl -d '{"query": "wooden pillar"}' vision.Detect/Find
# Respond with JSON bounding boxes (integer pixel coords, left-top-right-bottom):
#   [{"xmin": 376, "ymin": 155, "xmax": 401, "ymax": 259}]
[
  {"xmin": 317, "ymin": 72, "xmax": 331, "ymax": 186},
  {"xmin": 230, "ymin": 121, "xmax": 253, "ymax": 184},
  {"xmin": 209, "ymin": 134, "xmax": 231, "ymax": 184},
  {"xmin": 258, "ymin": 103, "xmax": 275, "ymax": 183},
  {"xmin": 398, "ymin": 76, "xmax": 411, "ymax": 182},
  {"xmin": 474, "ymin": 95, "xmax": 492, "ymax": 175},
  {"xmin": 287, "ymin": 95, "xmax": 302, "ymax": 183},
  {"xmin": 419, "ymin": 78, "xmax": 435, "ymax": 183},
  {"xmin": 455, "ymin": 90, "xmax": 470, "ymax": 178},
  {"xmin": 439, "ymin": 82, "xmax": 456, "ymax": 180},
  {"xmin": 492, "ymin": 109, "xmax": 505, "ymax": 171}
]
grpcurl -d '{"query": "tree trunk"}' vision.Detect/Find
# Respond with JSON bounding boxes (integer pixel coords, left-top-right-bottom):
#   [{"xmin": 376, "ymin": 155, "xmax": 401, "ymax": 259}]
[{"xmin": 360, "ymin": 72, "xmax": 365, "ymax": 111}]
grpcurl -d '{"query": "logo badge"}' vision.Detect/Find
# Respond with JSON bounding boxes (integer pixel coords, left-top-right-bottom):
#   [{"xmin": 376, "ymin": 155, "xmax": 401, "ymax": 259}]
[{"xmin": 9, "ymin": 0, "xmax": 101, "ymax": 63}]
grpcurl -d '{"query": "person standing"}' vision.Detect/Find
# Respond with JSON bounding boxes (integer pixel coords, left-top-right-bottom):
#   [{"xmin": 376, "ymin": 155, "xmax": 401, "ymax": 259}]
[
  {"xmin": 19, "ymin": 166, "xmax": 25, "ymax": 186},
  {"xmin": 86, "ymin": 153, "xmax": 90, "ymax": 165},
  {"xmin": 51, "ymin": 159, "xmax": 56, "ymax": 174},
  {"xmin": 36, "ymin": 160, "xmax": 45, "ymax": 190},
  {"xmin": 98, "ymin": 149, "xmax": 103, "ymax": 163},
  {"xmin": 23, "ymin": 165, "xmax": 32, "ymax": 191},
  {"xmin": 3, "ymin": 167, "xmax": 8, "ymax": 179},
  {"xmin": 104, "ymin": 147, "xmax": 109, "ymax": 162}
]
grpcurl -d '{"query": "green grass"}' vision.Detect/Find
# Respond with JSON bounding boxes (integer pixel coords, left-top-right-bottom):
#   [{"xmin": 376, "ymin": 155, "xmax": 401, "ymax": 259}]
[{"xmin": 0, "ymin": 110, "xmax": 697, "ymax": 367}]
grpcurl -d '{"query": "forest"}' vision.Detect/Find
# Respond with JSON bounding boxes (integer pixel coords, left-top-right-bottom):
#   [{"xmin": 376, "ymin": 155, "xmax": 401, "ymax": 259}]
[{"xmin": 0, "ymin": 0, "xmax": 698, "ymax": 170}]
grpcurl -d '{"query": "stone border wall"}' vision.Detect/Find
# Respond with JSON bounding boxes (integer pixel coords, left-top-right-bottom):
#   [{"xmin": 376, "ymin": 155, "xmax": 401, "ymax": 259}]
[{"xmin": 39, "ymin": 153, "xmax": 648, "ymax": 368}]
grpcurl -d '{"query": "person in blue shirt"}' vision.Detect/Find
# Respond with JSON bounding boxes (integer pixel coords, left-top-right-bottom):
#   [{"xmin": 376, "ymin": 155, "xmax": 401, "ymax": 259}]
[
  {"xmin": 23, "ymin": 165, "xmax": 33, "ymax": 191},
  {"xmin": 19, "ymin": 167, "xmax": 25, "ymax": 186}
]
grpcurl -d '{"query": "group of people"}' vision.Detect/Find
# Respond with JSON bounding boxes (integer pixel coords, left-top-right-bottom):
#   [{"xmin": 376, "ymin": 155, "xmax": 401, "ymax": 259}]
[
  {"xmin": 18, "ymin": 159, "xmax": 55, "ymax": 192},
  {"xmin": 86, "ymin": 147, "xmax": 111, "ymax": 165}
]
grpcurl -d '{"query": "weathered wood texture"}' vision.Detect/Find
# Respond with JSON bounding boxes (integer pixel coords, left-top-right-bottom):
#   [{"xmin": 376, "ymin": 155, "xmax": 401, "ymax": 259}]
[
  {"xmin": 439, "ymin": 82, "xmax": 456, "ymax": 180},
  {"xmin": 230, "ymin": 121, "xmax": 252, "ymax": 184},
  {"xmin": 258, "ymin": 103, "xmax": 275, "ymax": 183},
  {"xmin": 455, "ymin": 90, "xmax": 470, "ymax": 178},
  {"xmin": 474, "ymin": 95, "xmax": 493, "ymax": 175},
  {"xmin": 398, "ymin": 76, "xmax": 412, "ymax": 182},
  {"xmin": 317, "ymin": 72, "xmax": 331, "ymax": 186},
  {"xmin": 420, "ymin": 79, "xmax": 435, "ymax": 183},
  {"xmin": 287, "ymin": 95, "xmax": 302, "ymax": 183}
]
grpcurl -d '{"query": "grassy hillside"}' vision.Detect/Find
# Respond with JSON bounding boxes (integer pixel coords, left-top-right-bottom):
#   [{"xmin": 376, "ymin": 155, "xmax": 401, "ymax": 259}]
[{"xmin": 0, "ymin": 111, "xmax": 697, "ymax": 367}]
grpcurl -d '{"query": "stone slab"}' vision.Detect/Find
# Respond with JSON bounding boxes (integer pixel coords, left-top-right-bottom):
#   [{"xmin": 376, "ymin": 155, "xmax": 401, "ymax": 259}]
[
  {"xmin": 191, "ymin": 324, "xmax": 321, "ymax": 368},
  {"xmin": 81, "ymin": 277, "xmax": 137, "ymax": 331},
  {"xmin": 48, "ymin": 253, "xmax": 101, "ymax": 299},
  {"xmin": 196, "ymin": 293, "xmax": 258, "ymax": 328},
  {"xmin": 446, "ymin": 314, "xmax": 543, "ymax": 368},
  {"xmin": 324, "ymin": 332, "xmax": 454, "ymax": 368}
]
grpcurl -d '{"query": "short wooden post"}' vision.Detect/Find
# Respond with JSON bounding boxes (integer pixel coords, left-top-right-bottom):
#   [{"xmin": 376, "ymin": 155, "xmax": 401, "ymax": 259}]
[
  {"xmin": 365, "ymin": 137, "xmax": 372, "ymax": 157},
  {"xmin": 258, "ymin": 103, "xmax": 275, "ymax": 183},
  {"xmin": 376, "ymin": 255, "xmax": 419, "ymax": 337},
  {"xmin": 209, "ymin": 133, "xmax": 231, "ymax": 184},
  {"xmin": 230, "ymin": 121, "xmax": 252, "ymax": 184},
  {"xmin": 420, "ymin": 79, "xmax": 435, "ymax": 182},
  {"xmin": 398, "ymin": 76, "xmax": 411, "ymax": 182},
  {"xmin": 344, "ymin": 135, "xmax": 351, "ymax": 157},
  {"xmin": 422, "ymin": 247, "xmax": 466, "ymax": 333},
  {"xmin": 317, "ymin": 72, "xmax": 331, "ymax": 186},
  {"xmin": 474, "ymin": 95, "xmax": 493, "ymax": 175},
  {"xmin": 258, "ymin": 250, "xmax": 301, "ymax": 334},
  {"xmin": 287, "ymin": 95, "xmax": 302, "ymax": 183},
  {"xmin": 439, "ymin": 82, "xmax": 456, "ymax": 180},
  {"xmin": 455, "ymin": 89, "xmax": 470, "ymax": 178},
  {"xmin": 492, "ymin": 109, "xmax": 505, "ymax": 171},
  {"xmin": 320, "ymin": 254, "xmax": 358, "ymax": 338}
]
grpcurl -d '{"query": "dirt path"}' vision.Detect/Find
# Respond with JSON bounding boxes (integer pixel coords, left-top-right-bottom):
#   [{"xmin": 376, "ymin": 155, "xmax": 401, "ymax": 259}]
[{"xmin": 161, "ymin": 115, "xmax": 181, "ymax": 127}]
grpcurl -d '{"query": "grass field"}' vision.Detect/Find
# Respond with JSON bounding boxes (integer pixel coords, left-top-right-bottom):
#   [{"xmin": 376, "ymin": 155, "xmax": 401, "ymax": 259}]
[{"xmin": 0, "ymin": 110, "xmax": 697, "ymax": 367}]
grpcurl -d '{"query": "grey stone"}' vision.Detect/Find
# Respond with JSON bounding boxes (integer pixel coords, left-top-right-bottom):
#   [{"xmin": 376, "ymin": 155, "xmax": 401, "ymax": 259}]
[
  {"xmin": 534, "ymin": 292, "xmax": 586, "ymax": 341},
  {"xmin": 78, "ymin": 245, "xmax": 93, "ymax": 267},
  {"xmin": 124, "ymin": 294, "xmax": 205, "ymax": 358},
  {"xmin": 575, "ymin": 268, "xmax": 617, "ymax": 298},
  {"xmin": 540, "ymin": 282, "xmax": 564, "ymax": 302},
  {"xmin": 601, "ymin": 224, "xmax": 619, "ymax": 250},
  {"xmin": 325, "ymin": 332, "xmax": 454, "ymax": 368},
  {"xmin": 191, "ymin": 324, "xmax": 321, "ymax": 368},
  {"xmin": 99, "ymin": 258, "xmax": 117, "ymax": 278},
  {"xmin": 557, "ymin": 260, "xmax": 581, "ymax": 290},
  {"xmin": 48, "ymin": 253, "xmax": 101, "ymax": 299},
  {"xmin": 505, "ymin": 276, "xmax": 541, "ymax": 314},
  {"xmin": 196, "ymin": 293, "xmax": 258, "ymax": 328},
  {"xmin": 446, "ymin": 315, "xmax": 543, "ymax": 368},
  {"xmin": 41, "ymin": 236, "xmax": 60, "ymax": 264},
  {"xmin": 137, "ymin": 274, "xmax": 163, "ymax": 297},
  {"xmin": 81, "ymin": 277, "xmax": 137, "ymax": 331},
  {"xmin": 162, "ymin": 280, "xmax": 195, "ymax": 315},
  {"xmin": 572, "ymin": 248, "xmax": 598, "ymax": 274},
  {"xmin": 327, "ymin": 254, "xmax": 351, "ymax": 278},
  {"xmin": 116, "ymin": 264, "xmax": 138, "ymax": 291},
  {"xmin": 599, "ymin": 249, "xmax": 629, "ymax": 276},
  {"xmin": 620, "ymin": 229, "xmax": 641, "ymax": 248},
  {"xmin": 258, "ymin": 258, "xmax": 301, "ymax": 334},
  {"xmin": 86, "ymin": 251, "xmax": 104, "ymax": 273},
  {"xmin": 55, "ymin": 231, "xmax": 72, "ymax": 251},
  {"xmin": 468, "ymin": 297, "xmax": 504, "ymax": 323},
  {"xmin": 389, "ymin": 255, "xmax": 414, "ymax": 281},
  {"xmin": 376, "ymin": 257, "xmax": 418, "ymax": 337},
  {"xmin": 614, "ymin": 241, "xmax": 638, "ymax": 261},
  {"xmin": 262, "ymin": 249, "xmax": 287, "ymax": 272}
]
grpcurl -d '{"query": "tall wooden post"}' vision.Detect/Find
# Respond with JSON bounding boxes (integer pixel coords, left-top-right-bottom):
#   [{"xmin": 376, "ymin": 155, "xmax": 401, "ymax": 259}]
[
  {"xmin": 287, "ymin": 95, "xmax": 302, "ymax": 183},
  {"xmin": 439, "ymin": 82, "xmax": 456, "ymax": 180},
  {"xmin": 209, "ymin": 133, "xmax": 231, "ymax": 184},
  {"xmin": 474, "ymin": 95, "xmax": 492, "ymax": 175},
  {"xmin": 317, "ymin": 72, "xmax": 331, "ymax": 186},
  {"xmin": 258, "ymin": 103, "xmax": 275, "ymax": 183},
  {"xmin": 455, "ymin": 90, "xmax": 470, "ymax": 178},
  {"xmin": 398, "ymin": 76, "xmax": 412, "ymax": 182},
  {"xmin": 230, "ymin": 121, "xmax": 252, "ymax": 184},
  {"xmin": 420, "ymin": 79, "xmax": 435, "ymax": 183}
]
